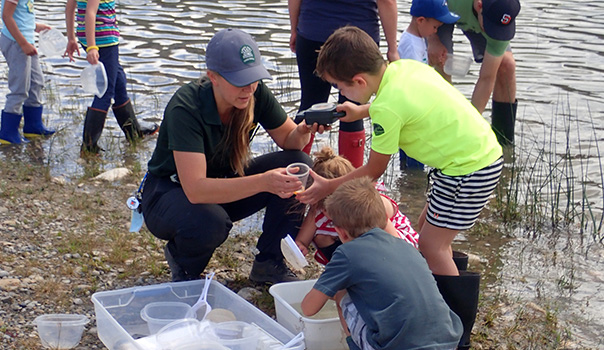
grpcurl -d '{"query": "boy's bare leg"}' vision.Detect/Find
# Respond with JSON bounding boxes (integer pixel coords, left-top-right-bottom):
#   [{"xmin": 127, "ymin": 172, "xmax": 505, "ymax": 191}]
[
  {"xmin": 418, "ymin": 220, "xmax": 459, "ymax": 276},
  {"xmin": 334, "ymin": 291, "xmax": 351, "ymax": 337},
  {"xmin": 492, "ymin": 52, "xmax": 517, "ymax": 103},
  {"xmin": 417, "ymin": 204, "xmax": 428, "ymax": 232}
]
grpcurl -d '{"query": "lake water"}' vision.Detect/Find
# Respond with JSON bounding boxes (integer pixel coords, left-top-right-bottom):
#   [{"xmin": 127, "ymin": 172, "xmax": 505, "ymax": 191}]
[{"xmin": 1, "ymin": 0, "xmax": 603, "ymax": 347}]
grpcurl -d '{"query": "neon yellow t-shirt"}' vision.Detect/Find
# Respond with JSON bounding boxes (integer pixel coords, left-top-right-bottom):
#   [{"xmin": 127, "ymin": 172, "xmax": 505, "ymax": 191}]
[{"xmin": 369, "ymin": 60, "xmax": 502, "ymax": 176}]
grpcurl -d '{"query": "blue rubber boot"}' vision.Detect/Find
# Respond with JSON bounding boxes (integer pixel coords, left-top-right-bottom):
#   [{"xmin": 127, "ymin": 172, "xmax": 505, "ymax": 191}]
[
  {"xmin": 0, "ymin": 110, "xmax": 27, "ymax": 145},
  {"xmin": 23, "ymin": 105, "xmax": 55, "ymax": 138}
]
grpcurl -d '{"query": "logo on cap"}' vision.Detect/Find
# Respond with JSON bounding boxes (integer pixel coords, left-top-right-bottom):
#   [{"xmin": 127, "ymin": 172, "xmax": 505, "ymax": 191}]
[
  {"xmin": 240, "ymin": 45, "xmax": 255, "ymax": 65},
  {"xmin": 500, "ymin": 14, "xmax": 512, "ymax": 25}
]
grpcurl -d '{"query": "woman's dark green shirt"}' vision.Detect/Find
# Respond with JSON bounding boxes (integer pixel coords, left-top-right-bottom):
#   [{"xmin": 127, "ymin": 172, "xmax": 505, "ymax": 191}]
[{"xmin": 147, "ymin": 78, "xmax": 288, "ymax": 179}]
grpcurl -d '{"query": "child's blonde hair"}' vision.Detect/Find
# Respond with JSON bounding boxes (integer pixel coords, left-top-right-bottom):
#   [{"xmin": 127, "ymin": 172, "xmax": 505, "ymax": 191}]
[
  {"xmin": 325, "ymin": 177, "xmax": 387, "ymax": 238},
  {"xmin": 312, "ymin": 147, "xmax": 355, "ymax": 209},
  {"xmin": 312, "ymin": 147, "xmax": 355, "ymax": 179}
]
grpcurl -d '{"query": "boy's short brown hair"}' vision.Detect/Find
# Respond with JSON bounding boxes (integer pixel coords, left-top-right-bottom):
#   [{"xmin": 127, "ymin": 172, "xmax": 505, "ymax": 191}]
[
  {"xmin": 324, "ymin": 177, "xmax": 387, "ymax": 238},
  {"xmin": 315, "ymin": 26, "xmax": 386, "ymax": 83}
]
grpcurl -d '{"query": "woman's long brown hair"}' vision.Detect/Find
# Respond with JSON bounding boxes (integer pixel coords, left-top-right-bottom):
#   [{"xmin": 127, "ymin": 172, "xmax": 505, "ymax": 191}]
[{"xmin": 221, "ymin": 97, "xmax": 255, "ymax": 176}]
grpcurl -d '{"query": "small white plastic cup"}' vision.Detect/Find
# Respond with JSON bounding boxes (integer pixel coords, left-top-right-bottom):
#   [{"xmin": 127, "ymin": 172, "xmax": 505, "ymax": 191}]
[
  {"xmin": 286, "ymin": 162, "xmax": 310, "ymax": 194},
  {"xmin": 443, "ymin": 53, "xmax": 473, "ymax": 77},
  {"xmin": 80, "ymin": 62, "xmax": 108, "ymax": 97},
  {"xmin": 38, "ymin": 28, "xmax": 67, "ymax": 57}
]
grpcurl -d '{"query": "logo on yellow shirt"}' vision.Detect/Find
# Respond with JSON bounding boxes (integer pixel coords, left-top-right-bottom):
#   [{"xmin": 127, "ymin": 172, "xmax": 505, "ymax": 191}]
[{"xmin": 373, "ymin": 123, "xmax": 385, "ymax": 136}]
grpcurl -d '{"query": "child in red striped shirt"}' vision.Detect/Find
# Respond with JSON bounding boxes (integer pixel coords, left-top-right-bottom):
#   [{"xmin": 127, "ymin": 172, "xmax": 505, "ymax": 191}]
[{"xmin": 295, "ymin": 147, "xmax": 418, "ymax": 264}]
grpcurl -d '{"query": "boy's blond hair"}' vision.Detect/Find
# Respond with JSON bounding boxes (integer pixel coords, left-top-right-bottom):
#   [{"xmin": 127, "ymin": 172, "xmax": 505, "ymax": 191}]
[
  {"xmin": 316, "ymin": 26, "xmax": 386, "ymax": 83},
  {"xmin": 325, "ymin": 177, "xmax": 387, "ymax": 238}
]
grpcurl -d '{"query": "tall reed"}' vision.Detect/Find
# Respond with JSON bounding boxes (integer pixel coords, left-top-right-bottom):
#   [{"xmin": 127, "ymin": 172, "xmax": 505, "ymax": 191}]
[{"xmin": 495, "ymin": 99, "xmax": 603, "ymax": 242}]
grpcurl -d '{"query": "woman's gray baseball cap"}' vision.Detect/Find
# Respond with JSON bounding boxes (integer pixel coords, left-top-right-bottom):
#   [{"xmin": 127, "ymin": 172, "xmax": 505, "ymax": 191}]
[{"xmin": 206, "ymin": 28, "xmax": 272, "ymax": 87}]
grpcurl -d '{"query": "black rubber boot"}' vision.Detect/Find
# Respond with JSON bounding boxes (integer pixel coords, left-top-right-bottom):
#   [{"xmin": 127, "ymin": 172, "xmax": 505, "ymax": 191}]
[
  {"xmin": 113, "ymin": 100, "xmax": 158, "ymax": 143},
  {"xmin": 113, "ymin": 100, "xmax": 143, "ymax": 142},
  {"xmin": 433, "ymin": 271, "xmax": 480, "ymax": 350},
  {"xmin": 453, "ymin": 250, "xmax": 468, "ymax": 271},
  {"xmin": 81, "ymin": 107, "xmax": 107, "ymax": 154},
  {"xmin": 491, "ymin": 100, "xmax": 517, "ymax": 146}
]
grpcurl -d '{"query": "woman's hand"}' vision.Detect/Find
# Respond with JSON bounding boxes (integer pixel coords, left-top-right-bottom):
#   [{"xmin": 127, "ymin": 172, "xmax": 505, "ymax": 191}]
[
  {"xmin": 299, "ymin": 119, "xmax": 330, "ymax": 135},
  {"xmin": 295, "ymin": 170, "xmax": 333, "ymax": 205},
  {"xmin": 263, "ymin": 167, "xmax": 304, "ymax": 198}
]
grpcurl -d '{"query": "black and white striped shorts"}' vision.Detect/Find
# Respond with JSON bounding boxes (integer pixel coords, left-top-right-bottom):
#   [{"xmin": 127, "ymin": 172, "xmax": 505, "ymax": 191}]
[{"xmin": 426, "ymin": 157, "xmax": 503, "ymax": 231}]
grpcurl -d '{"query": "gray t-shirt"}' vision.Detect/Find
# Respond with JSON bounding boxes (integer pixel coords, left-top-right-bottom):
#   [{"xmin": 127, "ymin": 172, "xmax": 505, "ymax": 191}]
[{"xmin": 314, "ymin": 228, "xmax": 462, "ymax": 349}]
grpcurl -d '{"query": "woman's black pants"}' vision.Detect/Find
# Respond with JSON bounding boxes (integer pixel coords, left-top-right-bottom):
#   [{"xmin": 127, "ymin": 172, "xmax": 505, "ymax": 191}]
[{"xmin": 141, "ymin": 150, "xmax": 312, "ymax": 279}]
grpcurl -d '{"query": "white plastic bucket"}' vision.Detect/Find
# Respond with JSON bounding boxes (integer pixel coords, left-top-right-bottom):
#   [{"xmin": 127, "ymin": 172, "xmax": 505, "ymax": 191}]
[{"xmin": 269, "ymin": 280, "xmax": 348, "ymax": 350}]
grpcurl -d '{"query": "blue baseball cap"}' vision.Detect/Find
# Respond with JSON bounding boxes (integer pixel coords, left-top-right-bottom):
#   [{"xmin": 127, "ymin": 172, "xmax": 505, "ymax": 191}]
[
  {"xmin": 206, "ymin": 28, "xmax": 272, "ymax": 87},
  {"xmin": 482, "ymin": 0, "xmax": 521, "ymax": 41},
  {"xmin": 410, "ymin": 0, "xmax": 460, "ymax": 24}
]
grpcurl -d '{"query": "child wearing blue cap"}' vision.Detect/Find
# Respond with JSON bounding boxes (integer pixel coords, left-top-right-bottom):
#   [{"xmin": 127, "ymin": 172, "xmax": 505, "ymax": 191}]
[
  {"xmin": 397, "ymin": 0, "xmax": 459, "ymax": 170},
  {"xmin": 398, "ymin": 0, "xmax": 460, "ymax": 64}
]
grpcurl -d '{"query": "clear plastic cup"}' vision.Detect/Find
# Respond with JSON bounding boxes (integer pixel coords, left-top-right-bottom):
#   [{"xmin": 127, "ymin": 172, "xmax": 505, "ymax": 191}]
[
  {"xmin": 443, "ymin": 53, "xmax": 473, "ymax": 77},
  {"xmin": 156, "ymin": 319, "xmax": 230, "ymax": 350},
  {"xmin": 38, "ymin": 28, "xmax": 67, "ymax": 57},
  {"xmin": 140, "ymin": 301, "xmax": 192, "ymax": 335},
  {"xmin": 80, "ymin": 62, "xmax": 108, "ymax": 97},
  {"xmin": 34, "ymin": 314, "xmax": 89, "ymax": 349},
  {"xmin": 286, "ymin": 162, "xmax": 310, "ymax": 194},
  {"xmin": 204, "ymin": 321, "xmax": 259, "ymax": 350}
]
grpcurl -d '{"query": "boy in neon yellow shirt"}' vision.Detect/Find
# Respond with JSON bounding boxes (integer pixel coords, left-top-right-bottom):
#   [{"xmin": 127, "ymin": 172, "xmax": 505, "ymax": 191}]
[{"xmin": 297, "ymin": 26, "xmax": 502, "ymax": 350}]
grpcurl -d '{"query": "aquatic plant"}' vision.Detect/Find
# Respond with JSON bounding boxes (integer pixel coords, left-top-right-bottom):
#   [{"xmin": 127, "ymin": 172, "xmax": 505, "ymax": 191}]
[{"xmin": 494, "ymin": 97, "xmax": 603, "ymax": 243}]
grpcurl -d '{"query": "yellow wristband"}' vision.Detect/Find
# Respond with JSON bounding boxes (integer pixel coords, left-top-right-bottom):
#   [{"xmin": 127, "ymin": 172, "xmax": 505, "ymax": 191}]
[{"xmin": 86, "ymin": 45, "xmax": 99, "ymax": 53}]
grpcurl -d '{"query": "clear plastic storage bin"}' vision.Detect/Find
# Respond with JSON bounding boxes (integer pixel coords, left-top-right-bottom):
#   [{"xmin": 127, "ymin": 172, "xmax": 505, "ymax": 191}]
[{"xmin": 92, "ymin": 280, "xmax": 304, "ymax": 350}]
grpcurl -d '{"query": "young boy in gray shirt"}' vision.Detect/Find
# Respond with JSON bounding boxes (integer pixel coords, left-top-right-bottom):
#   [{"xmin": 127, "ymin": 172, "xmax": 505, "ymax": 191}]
[{"xmin": 301, "ymin": 177, "xmax": 462, "ymax": 350}]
